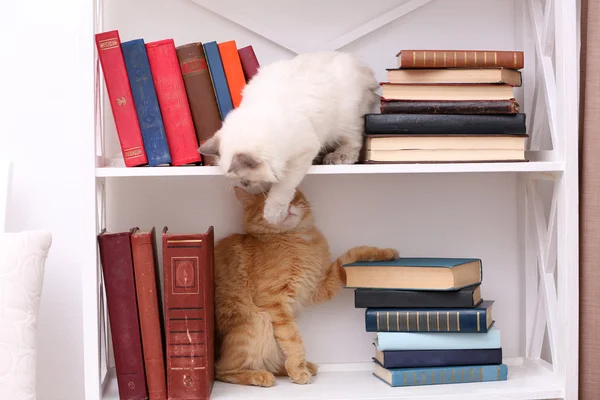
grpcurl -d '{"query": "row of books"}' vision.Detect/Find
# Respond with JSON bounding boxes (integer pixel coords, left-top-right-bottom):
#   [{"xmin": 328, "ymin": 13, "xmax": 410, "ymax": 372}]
[
  {"xmin": 361, "ymin": 49, "xmax": 528, "ymax": 164},
  {"xmin": 342, "ymin": 257, "xmax": 507, "ymax": 387},
  {"xmin": 96, "ymin": 30, "xmax": 260, "ymax": 168},
  {"xmin": 98, "ymin": 226, "xmax": 215, "ymax": 399}
]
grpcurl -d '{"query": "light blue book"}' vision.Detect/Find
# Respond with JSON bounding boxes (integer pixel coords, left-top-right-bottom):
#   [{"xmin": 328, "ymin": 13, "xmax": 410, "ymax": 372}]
[
  {"xmin": 374, "ymin": 363, "xmax": 508, "ymax": 387},
  {"xmin": 376, "ymin": 325, "xmax": 501, "ymax": 351}
]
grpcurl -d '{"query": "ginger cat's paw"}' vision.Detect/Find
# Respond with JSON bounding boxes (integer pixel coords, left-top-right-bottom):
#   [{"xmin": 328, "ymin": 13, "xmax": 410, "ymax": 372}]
[
  {"xmin": 307, "ymin": 361, "xmax": 319, "ymax": 376},
  {"xmin": 286, "ymin": 359, "xmax": 313, "ymax": 384},
  {"xmin": 380, "ymin": 248, "xmax": 399, "ymax": 260},
  {"xmin": 252, "ymin": 371, "xmax": 277, "ymax": 387}
]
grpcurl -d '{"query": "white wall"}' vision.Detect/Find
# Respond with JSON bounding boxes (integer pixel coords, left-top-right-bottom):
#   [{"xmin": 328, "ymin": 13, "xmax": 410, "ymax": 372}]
[{"xmin": 0, "ymin": 0, "xmax": 94, "ymax": 399}]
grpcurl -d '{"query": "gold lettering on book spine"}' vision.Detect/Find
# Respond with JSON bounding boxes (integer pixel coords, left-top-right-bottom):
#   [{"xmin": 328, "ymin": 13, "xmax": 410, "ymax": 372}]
[
  {"xmin": 396, "ymin": 312, "xmax": 399, "ymax": 331},
  {"xmin": 474, "ymin": 51, "xmax": 477, "ymax": 66},
  {"xmin": 427, "ymin": 312, "xmax": 430, "ymax": 331},
  {"xmin": 403, "ymin": 372, "xmax": 406, "ymax": 386},
  {"xmin": 457, "ymin": 312, "xmax": 460, "ymax": 331},
  {"xmin": 451, "ymin": 369, "xmax": 455, "ymax": 382},
  {"xmin": 376, "ymin": 312, "xmax": 380, "ymax": 331},
  {"xmin": 453, "ymin": 52, "xmax": 457, "ymax": 67},
  {"xmin": 406, "ymin": 312, "xmax": 410, "ymax": 330},
  {"xmin": 446, "ymin": 312, "xmax": 450, "ymax": 331},
  {"xmin": 124, "ymin": 146, "xmax": 143, "ymax": 159},
  {"xmin": 477, "ymin": 312, "xmax": 481, "ymax": 331},
  {"xmin": 437, "ymin": 312, "xmax": 440, "ymax": 331},
  {"xmin": 99, "ymin": 38, "xmax": 118, "ymax": 50},
  {"xmin": 464, "ymin": 51, "xmax": 468, "ymax": 66},
  {"xmin": 416, "ymin": 312, "xmax": 420, "ymax": 331},
  {"xmin": 461, "ymin": 368, "xmax": 465, "ymax": 382},
  {"xmin": 514, "ymin": 52, "xmax": 517, "ymax": 68},
  {"xmin": 386, "ymin": 312, "xmax": 390, "ymax": 331},
  {"xmin": 469, "ymin": 368, "xmax": 473, "ymax": 382},
  {"xmin": 441, "ymin": 370, "xmax": 445, "ymax": 383},
  {"xmin": 443, "ymin": 52, "xmax": 447, "ymax": 67},
  {"xmin": 433, "ymin": 52, "xmax": 436, "ymax": 67},
  {"xmin": 497, "ymin": 365, "xmax": 501, "ymax": 380},
  {"xmin": 412, "ymin": 51, "xmax": 416, "ymax": 66},
  {"xmin": 494, "ymin": 52, "xmax": 498, "ymax": 66},
  {"xmin": 484, "ymin": 52, "xmax": 487, "ymax": 66},
  {"xmin": 480, "ymin": 367, "xmax": 483, "ymax": 381},
  {"xmin": 423, "ymin": 51, "xmax": 426, "ymax": 66}
]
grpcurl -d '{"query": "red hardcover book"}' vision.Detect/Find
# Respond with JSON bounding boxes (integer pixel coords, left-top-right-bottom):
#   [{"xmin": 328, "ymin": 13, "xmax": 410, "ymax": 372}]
[
  {"xmin": 146, "ymin": 39, "xmax": 202, "ymax": 166},
  {"xmin": 237, "ymin": 45, "xmax": 260, "ymax": 82},
  {"xmin": 95, "ymin": 31, "xmax": 148, "ymax": 167},
  {"xmin": 98, "ymin": 230, "xmax": 148, "ymax": 400},
  {"xmin": 162, "ymin": 226, "xmax": 215, "ymax": 400},
  {"xmin": 131, "ymin": 227, "xmax": 167, "ymax": 400}
]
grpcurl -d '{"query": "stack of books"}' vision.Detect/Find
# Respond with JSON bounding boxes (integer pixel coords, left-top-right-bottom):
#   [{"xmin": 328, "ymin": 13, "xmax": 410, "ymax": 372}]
[
  {"xmin": 96, "ymin": 30, "xmax": 261, "ymax": 168},
  {"xmin": 342, "ymin": 257, "xmax": 508, "ymax": 387},
  {"xmin": 361, "ymin": 49, "xmax": 528, "ymax": 164}
]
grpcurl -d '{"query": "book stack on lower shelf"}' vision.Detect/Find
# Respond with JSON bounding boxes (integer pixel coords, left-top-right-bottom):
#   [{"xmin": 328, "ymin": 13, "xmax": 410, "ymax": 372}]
[
  {"xmin": 362, "ymin": 49, "xmax": 528, "ymax": 164},
  {"xmin": 343, "ymin": 257, "xmax": 508, "ymax": 387},
  {"xmin": 96, "ymin": 30, "xmax": 261, "ymax": 168},
  {"xmin": 97, "ymin": 226, "xmax": 215, "ymax": 400}
]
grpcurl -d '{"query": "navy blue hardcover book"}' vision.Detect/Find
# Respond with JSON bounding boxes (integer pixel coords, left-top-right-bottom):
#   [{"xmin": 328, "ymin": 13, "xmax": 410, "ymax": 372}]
[
  {"xmin": 122, "ymin": 38, "xmax": 171, "ymax": 166},
  {"xmin": 373, "ymin": 345, "xmax": 503, "ymax": 369},
  {"xmin": 365, "ymin": 300, "xmax": 495, "ymax": 333},
  {"xmin": 203, "ymin": 41, "xmax": 233, "ymax": 120}
]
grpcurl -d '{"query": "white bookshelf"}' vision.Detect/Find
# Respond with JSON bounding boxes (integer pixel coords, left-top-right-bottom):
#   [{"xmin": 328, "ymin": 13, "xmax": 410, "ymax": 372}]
[{"xmin": 83, "ymin": 0, "xmax": 580, "ymax": 399}]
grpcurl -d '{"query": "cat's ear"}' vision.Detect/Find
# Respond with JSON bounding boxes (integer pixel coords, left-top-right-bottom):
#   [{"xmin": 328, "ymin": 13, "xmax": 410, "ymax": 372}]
[
  {"xmin": 199, "ymin": 135, "xmax": 220, "ymax": 157},
  {"xmin": 234, "ymin": 186, "xmax": 255, "ymax": 208},
  {"xmin": 228, "ymin": 153, "xmax": 260, "ymax": 173}
]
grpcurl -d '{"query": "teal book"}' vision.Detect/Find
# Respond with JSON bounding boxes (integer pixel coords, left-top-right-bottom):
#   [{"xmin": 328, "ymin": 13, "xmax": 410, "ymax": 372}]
[
  {"xmin": 376, "ymin": 325, "xmax": 501, "ymax": 351},
  {"xmin": 343, "ymin": 258, "xmax": 482, "ymax": 290},
  {"xmin": 374, "ymin": 363, "xmax": 508, "ymax": 387},
  {"xmin": 365, "ymin": 300, "xmax": 495, "ymax": 333}
]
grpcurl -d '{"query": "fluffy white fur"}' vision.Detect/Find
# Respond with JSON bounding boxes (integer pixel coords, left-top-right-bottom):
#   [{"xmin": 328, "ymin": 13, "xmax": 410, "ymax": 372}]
[{"xmin": 199, "ymin": 51, "xmax": 379, "ymax": 224}]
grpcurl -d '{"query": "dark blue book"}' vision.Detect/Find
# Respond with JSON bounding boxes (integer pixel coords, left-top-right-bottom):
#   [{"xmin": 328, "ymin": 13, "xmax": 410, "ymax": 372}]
[
  {"xmin": 203, "ymin": 41, "xmax": 233, "ymax": 120},
  {"xmin": 121, "ymin": 38, "xmax": 171, "ymax": 166},
  {"xmin": 373, "ymin": 345, "xmax": 502, "ymax": 369},
  {"xmin": 365, "ymin": 300, "xmax": 494, "ymax": 333}
]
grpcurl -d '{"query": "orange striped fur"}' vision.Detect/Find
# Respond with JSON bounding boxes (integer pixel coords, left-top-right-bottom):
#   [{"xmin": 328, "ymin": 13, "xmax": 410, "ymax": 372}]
[{"xmin": 214, "ymin": 187, "xmax": 398, "ymax": 386}]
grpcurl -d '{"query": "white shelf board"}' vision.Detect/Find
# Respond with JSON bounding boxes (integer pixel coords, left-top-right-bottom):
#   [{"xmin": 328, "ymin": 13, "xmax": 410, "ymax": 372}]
[
  {"xmin": 95, "ymin": 161, "xmax": 564, "ymax": 178},
  {"xmin": 102, "ymin": 358, "xmax": 561, "ymax": 400}
]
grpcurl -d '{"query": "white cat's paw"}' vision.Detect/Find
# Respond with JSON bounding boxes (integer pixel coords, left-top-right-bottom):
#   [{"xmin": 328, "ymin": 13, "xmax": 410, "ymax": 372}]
[
  {"xmin": 323, "ymin": 149, "xmax": 358, "ymax": 165},
  {"xmin": 263, "ymin": 199, "xmax": 289, "ymax": 224}
]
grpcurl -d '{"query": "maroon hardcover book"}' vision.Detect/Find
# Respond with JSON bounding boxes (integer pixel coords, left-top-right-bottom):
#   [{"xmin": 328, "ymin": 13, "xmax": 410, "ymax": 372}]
[
  {"xmin": 98, "ymin": 230, "xmax": 148, "ymax": 399},
  {"xmin": 237, "ymin": 45, "xmax": 260, "ymax": 82},
  {"xmin": 162, "ymin": 226, "xmax": 215, "ymax": 400}
]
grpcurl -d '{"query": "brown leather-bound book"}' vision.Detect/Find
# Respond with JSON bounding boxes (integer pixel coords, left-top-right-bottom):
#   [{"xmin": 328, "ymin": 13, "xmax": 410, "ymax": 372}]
[
  {"xmin": 380, "ymin": 99, "xmax": 520, "ymax": 115},
  {"xmin": 162, "ymin": 226, "xmax": 215, "ymax": 400},
  {"xmin": 176, "ymin": 43, "xmax": 222, "ymax": 166},
  {"xmin": 396, "ymin": 50, "xmax": 524, "ymax": 70},
  {"xmin": 97, "ymin": 230, "xmax": 148, "ymax": 400},
  {"xmin": 131, "ymin": 227, "xmax": 167, "ymax": 400}
]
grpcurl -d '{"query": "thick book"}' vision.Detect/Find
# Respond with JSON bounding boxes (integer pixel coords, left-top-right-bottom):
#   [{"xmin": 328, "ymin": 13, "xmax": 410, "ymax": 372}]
[
  {"xmin": 376, "ymin": 325, "xmax": 501, "ymax": 351},
  {"xmin": 97, "ymin": 230, "xmax": 148, "ymax": 399},
  {"xmin": 354, "ymin": 285, "xmax": 482, "ymax": 309},
  {"xmin": 203, "ymin": 41, "xmax": 234, "ymax": 120},
  {"xmin": 131, "ymin": 227, "xmax": 167, "ymax": 400},
  {"xmin": 162, "ymin": 226, "xmax": 215, "ymax": 400},
  {"xmin": 373, "ymin": 346, "xmax": 503, "ymax": 369},
  {"xmin": 122, "ymin": 39, "xmax": 172, "ymax": 167},
  {"xmin": 396, "ymin": 49, "xmax": 524, "ymax": 70},
  {"xmin": 343, "ymin": 258, "xmax": 482, "ymax": 290},
  {"xmin": 386, "ymin": 68, "xmax": 522, "ymax": 86},
  {"xmin": 374, "ymin": 363, "xmax": 508, "ymax": 387},
  {"xmin": 218, "ymin": 40, "xmax": 246, "ymax": 108},
  {"xmin": 380, "ymin": 99, "xmax": 520, "ymax": 115},
  {"xmin": 364, "ymin": 134, "xmax": 527, "ymax": 151},
  {"xmin": 380, "ymin": 83, "xmax": 515, "ymax": 101},
  {"xmin": 175, "ymin": 42, "xmax": 222, "ymax": 166},
  {"xmin": 364, "ymin": 113, "xmax": 527, "ymax": 135},
  {"xmin": 145, "ymin": 39, "xmax": 202, "ymax": 166},
  {"xmin": 237, "ymin": 45, "xmax": 260, "ymax": 82},
  {"xmin": 95, "ymin": 31, "xmax": 148, "ymax": 167},
  {"xmin": 365, "ymin": 300, "xmax": 495, "ymax": 333}
]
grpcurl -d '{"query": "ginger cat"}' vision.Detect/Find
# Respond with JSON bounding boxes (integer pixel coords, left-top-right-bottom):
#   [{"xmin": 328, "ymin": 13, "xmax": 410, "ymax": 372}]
[{"xmin": 214, "ymin": 187, "xmax": 398, "ymax": 387}]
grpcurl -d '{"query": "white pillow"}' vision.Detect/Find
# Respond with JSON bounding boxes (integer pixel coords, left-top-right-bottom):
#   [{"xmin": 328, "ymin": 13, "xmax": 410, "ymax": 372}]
[{"xmin": 0, "ymin": 230, "xmax": 52, "ymax": 400}]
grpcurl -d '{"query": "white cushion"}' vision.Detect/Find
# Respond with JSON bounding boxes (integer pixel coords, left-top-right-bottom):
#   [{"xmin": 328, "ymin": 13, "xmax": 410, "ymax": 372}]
[{"xmin": 0, "ymin": 230, "xmax": 52, "ymax": 399}]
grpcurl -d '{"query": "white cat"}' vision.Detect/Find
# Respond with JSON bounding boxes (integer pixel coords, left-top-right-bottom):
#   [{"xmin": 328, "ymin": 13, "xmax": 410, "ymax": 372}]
[{"xmin": 199, "ymin": 51, "xmax": 379, "ymax": 224}]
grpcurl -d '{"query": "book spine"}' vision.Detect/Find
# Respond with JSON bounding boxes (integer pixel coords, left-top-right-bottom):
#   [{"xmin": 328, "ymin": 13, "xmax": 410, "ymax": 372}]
[
  {"xmin": 364, "ymin": 113, "xmax": 527, "ymax": 135},
  {"xmin": 380, "ymin": 100, "xmax": 520, "ymax": 115},
  {"xmin": 97, "ymin": 232, "xmax": 148, "ymax": 399},
  {"xmin": 399, "ymin": 50, "xmax": 523, "ymax": 69},
  {"xmin": 203, "ymin": 41, "xmax": 234, "ymax": 120},
  {"xmin": 366, "ymin": 309, "xmax": 489, "ymax": 333},
  {"xmin": 145, "ymin": 39, "xmax": 201, "ymax": 166},
  {"xmin": 385, "ymin": 364, "xmax": 508, "ymax": 387},
  {"xmin": 122, "ymin": 39, "xmax": 172, "ymax": 167},
  {"xmin": 162, "ymin": 226, "xmax": 215, "ymax": 400},
  {"xmin": 217, "ymin": 40, "xmax": 246, "ymax": 108},
  {"xmin": 378, "ymin": 348, "xmax": 502, "ymax": 369},
  {"xmin": 131, "ymin": 228, "xmax": 167, "ymax": 400},
  {"xmin": 175, "ymin": 42, "xmax": 222, "ymax": 166},
  {"xmin": 95, "ymin": 31, "xmax": 148, "ymax": 167},
  {"xmin": 354, "ymin": 287, "xmax": 478, "ymax": 309},
  {"xmin": 377, "ymin": 328, "xmax": 501, "ymax": 351},
  {"xmin": 237, "ymin": 45, "xmax": 260, "ymax": 82}
]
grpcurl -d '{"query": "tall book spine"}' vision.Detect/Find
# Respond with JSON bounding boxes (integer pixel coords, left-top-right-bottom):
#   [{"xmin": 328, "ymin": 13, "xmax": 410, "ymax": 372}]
[
  {"xmin": 237, "ymin": 45, "xmax": 260, "ymax": 82},
  {"xmin": 95, "ymin": 30, "xmax": 148, "ymax": 167},
  {"xmin": 203, "ymin": 41, "xmax": 234, "ymax": 120},
  {"xmin": 162, "ymin": 226, "xmax": 215, "ymax": 400},
  {"xmin": 217, "ymin": 40, "xmax": 246, "ymax": 108},
  {"xmin": 145, "ymin": 39, "xmax": 202, "ymax": 166},
  {"xmin": 398, "ymin": 50, "xmax": 524, "ymax": 69},
  {"xmin": 131, "ymin": 228, "xmax": 167, "ymax": 400},
  {"xmin": 97, "ymin": 230, "xmax": 148, "ymax": 400},
  {"xmin": 122, "ymin": 39, "xmax": 172, "ymax": 167},
  {"xmin": 380, "ymin": 99, "xmax": 520, "ymax": 115},
  {"xmin": 375, "ymin": 363, "xmax": 508, "ymax": 387},
  {"xmin": 175, "ymin": 42, "xmax": 222, "ymax": 166}
]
